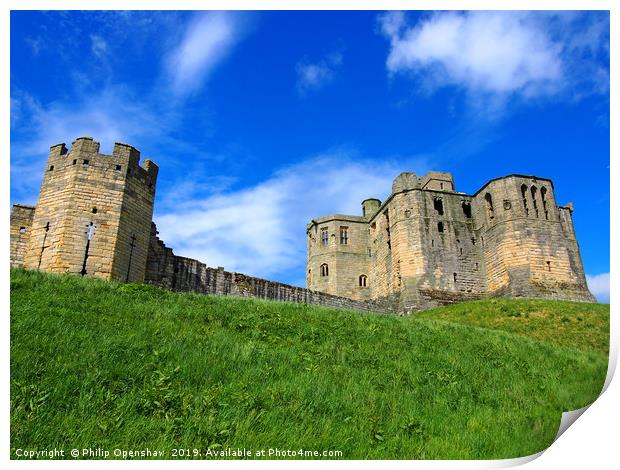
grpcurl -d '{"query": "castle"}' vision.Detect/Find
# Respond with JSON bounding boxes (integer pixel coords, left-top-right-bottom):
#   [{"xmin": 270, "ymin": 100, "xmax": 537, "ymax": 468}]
[
  {"xmin": 306, "ymin": 171, "xmax": 595, "ymax": 311},
  {"xmin": 10, "ymin": 137, "xmax": 595, "ymax": 314}
]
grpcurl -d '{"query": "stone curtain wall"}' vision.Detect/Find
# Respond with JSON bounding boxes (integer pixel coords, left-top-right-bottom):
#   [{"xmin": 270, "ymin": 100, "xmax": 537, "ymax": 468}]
[
  {"xmin": 10, "ymin": 205, "xmax": 36, "ymax": 268},
  {"xmin": 145, "ymin": 223, "xmax": 389, "ymax": 314}
]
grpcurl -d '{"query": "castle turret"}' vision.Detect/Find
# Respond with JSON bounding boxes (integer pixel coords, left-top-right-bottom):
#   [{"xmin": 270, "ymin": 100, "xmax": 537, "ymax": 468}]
[
  {"xmin": 21, "ymin": 137, "xmax": 158, "ymax": 282},
  {"xmin": 362, "ymin": 198, "xmax": 381, "ymax": 219}
]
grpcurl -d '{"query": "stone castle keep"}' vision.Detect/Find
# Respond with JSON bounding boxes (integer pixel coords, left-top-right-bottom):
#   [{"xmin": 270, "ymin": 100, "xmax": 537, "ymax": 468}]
[
  {"xmin": 306, "ymin": 171, "xmax": 595, "ymax": 311},
  {"xmin": 11, "ymin": 137, "xmax": 595, "ymax": 314}
]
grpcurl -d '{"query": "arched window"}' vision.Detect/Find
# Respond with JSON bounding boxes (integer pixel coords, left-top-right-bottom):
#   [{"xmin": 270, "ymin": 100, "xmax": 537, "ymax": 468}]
[
  {"xmin": 530, "ymin": 186, "xmax": 539, "ymax": 217},
  {"xmin": 485, "ymin": 193, "xmax": 494, "ymax": 219},
  {"xmin": 521, "ymin": 184, "xmax": 529, "ymax": 216},
  {"xmin": 540, "ymin": 186, "xmax": 549, "ymax": 220},
  {"xmin": 320, "ymin": 263, "xmax": 329, "ymax": 277},
  {"xmin": 437, "ymin": 221, "xmax": 444, "ymax": 233},
  {"xmin": 359, "ymin": 274, "xmax": 367, "ymax": 287}
]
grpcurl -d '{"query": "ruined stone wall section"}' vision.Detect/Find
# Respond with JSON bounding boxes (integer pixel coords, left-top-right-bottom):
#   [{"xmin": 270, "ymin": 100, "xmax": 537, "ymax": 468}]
[
  {"xmin": 10, "ymin": 205, "xmax": 35, "ymax": 268},
  {"xmin": 147, "ymin": 224, "xmax": 386, "ymax": 313}
]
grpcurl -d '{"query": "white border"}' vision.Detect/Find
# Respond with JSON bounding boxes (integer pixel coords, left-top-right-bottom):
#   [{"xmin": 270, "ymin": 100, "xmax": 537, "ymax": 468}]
[{"xmin": 3, "ymin": 2, "xmax": 616, "ymax": 468}]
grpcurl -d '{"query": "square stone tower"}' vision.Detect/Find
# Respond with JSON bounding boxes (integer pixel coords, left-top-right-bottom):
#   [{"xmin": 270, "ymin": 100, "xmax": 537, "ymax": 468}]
[{"xmin": 19, "ymin": 137, "xmax": 158, "ymax": 282}]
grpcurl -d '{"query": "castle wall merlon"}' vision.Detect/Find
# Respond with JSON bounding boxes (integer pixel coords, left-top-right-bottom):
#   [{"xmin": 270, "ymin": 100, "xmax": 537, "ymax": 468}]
[
  {"xmin": 142, "ymin": 159, "xmax": 159, "ymax": 179},
  {"xmin": 70, "ymin": 136, "xmax": 101, "ymax": 154},
  {"xmin": 420, "ymin": 172, "xmax": 455, "ymax": 192},
  {"xmin": 49, "ymin": 143, "xmax": 68, "ymax": 157},
  {"xmin": 113, "ymin": 142, "xmax": 141, "ymax": 166}
]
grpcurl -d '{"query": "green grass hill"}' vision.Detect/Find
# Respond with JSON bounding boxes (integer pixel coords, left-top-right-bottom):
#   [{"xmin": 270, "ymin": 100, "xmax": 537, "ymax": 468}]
[{"xmin": 10, "ymin": 268, "xmax": 609, "ymax": 460}]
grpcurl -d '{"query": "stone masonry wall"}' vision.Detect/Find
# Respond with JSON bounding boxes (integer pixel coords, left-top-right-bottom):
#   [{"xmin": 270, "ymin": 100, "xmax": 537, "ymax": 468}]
[
  {"xmin": 306, "ymin": 215, "xmax": 371, "ymax": 300},
  {"xmin": 146, "ymin": 223, "xmax": 388, "ymax": 314},
  {"xmin": 472, "ymin": 176, "xmax": 594, "ymax": 302},
  {"xmin": 11, "ymin": 137, "xmax": 594, "ymax": 316},
  {"xmin": 10, "ymin": 204, "xmax": 35, "ymax": 268}
]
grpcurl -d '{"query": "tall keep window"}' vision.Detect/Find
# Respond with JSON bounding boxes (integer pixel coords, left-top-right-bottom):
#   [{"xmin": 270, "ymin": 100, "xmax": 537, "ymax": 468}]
[
  {"xmin": 359, "ymin": 274, "xmax": 368, "ymax": 287},
  {"xmin": 340, "ymin": 226, "xmax": 348, "ymax": 245},
  {"xmin": 462, "ymin": 201, "xmax": 472, "ymax": 218},
  {"xmin": 321, "ymin": 228, "xmax": 328, "ymax": 246},
  {"xmin": 320, "ymin": 263, "xmax": 329, "ymax": 277},
  {"xmin": 433, "ymin": 197, "xmax": 444, "ymax": 215},
  {"xmin": 531, "ymin": 186, "xmax": 539, "ymax": 218},
  {"xmin": 540, "ymin": 186, "xmax": 549, "ymax": 220},
  {"xmin": 485, "ymin": 193, "xmax": 495, "ymax": 219},
  {"xmin": 521, "ymin": 184, "xmax": 529, "ymax": 216}
]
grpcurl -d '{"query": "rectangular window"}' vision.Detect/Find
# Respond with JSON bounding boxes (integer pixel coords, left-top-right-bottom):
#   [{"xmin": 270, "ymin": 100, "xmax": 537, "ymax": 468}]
[
  {"xmin": 321, "ymin": 228, "xmax": 328, "ymax": 246},
  {"xmin": 340, "ymin": 226, "xmax": 348, "ymax": 245}
]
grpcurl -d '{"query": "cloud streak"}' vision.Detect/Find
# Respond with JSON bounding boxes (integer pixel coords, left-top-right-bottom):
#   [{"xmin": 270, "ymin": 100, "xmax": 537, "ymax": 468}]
[
  {"xmin": 10, "ymin": 11, "xmax": 251, "ymax": 202},
  {"xmin": 154, "ymin": 151, "xmax": 430, "ymax": 284},
  {"xmin": 166, "ymin": 11, "xmax": 247, "ymax": 97}
]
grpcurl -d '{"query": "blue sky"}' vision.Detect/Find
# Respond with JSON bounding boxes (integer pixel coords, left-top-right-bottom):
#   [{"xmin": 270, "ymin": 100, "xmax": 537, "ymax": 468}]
[{"xmin": 10, "ymin": 10, "xmax": 610, "ymax": 301}]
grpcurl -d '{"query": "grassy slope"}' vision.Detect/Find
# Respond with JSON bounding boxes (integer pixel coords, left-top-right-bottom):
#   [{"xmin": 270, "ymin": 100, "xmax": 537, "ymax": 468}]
[{"xmin": 10, "ymin": 269, "xmax": 609, "ymax": 459}]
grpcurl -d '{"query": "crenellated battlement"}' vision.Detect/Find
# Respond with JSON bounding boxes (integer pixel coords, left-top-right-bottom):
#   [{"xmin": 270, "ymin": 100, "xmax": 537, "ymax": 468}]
[{"xmin": 44, "ymin": 137, "xmax": 158, "ymax": 192}]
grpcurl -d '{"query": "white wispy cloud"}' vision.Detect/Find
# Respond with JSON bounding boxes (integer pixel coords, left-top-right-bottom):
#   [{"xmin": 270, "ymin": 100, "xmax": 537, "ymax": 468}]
[
  {"xmin": 11, "ymin": 87, "xmax": 166, "ymax": 156},
  {"xmin": 24, "ymin": 36, "xmax": 43, "ymax": 55},
  {"xmin": 90, "ymin": 35, "xmax": 109, "ymax": 59},
  {"xmin": 586, "ymin": 272, "xmax": 610, "ymax": 303},
  {"xmin": 378, "ymin": 11, "xmax": 608, "ymax": 103},
  {"xmin": 166, "ymin": 11, "xmax": 247, "ymax": 97},
  {"xmin": 154, "ymin": 151, "xmax": 430, "ymax": 283},
  {"xmin": 296, "ymin": 51, "xmax": 343, "ymax": 95},
  {"xmin": 10, "ymin": 11, "xmax": 252, "ymax": 202}
]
